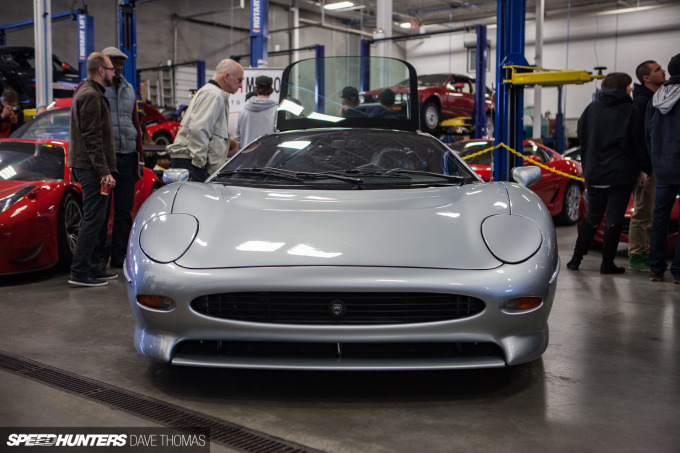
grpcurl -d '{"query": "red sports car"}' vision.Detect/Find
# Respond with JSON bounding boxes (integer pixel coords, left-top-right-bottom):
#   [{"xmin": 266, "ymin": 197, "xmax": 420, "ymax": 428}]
[
  {"xmin": 578, "ymin": 190, "xmax": 679, "ymax": 246},
  {"xmin": 0, "ymin": 107, "xmax": 162, "ymax": 275},
  {"xmin": 362, "ymin": 73, "xmax": 494, "ymax": 135},
  {"xmin": 141, "ymin": 102, "xmax": 180, "ymax": 145},
  {"xmin": 451, "ymin": 139, "xmax": 584, "ymax": 225}
]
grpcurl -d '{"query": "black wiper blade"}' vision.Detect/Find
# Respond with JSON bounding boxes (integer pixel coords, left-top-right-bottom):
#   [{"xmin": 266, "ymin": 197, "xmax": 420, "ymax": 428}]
[
  {"xmin": 214, "ymin": 167, "xmax": 304, "ymax": 182},
  {"xmin": 384, "ymin": 169, "xmax": 466, "ymax": 184},
  {"xmin": 324, "ymin": 169, "xmax": 409, "ymax": 179},
  {"xmin": 215, "ymin": 167, "xmax": 364, "ymax": 187}
]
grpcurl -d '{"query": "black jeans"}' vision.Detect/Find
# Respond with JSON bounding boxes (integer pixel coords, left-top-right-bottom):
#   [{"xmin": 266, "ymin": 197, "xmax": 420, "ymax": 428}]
[
  {"xmin": 70, "ymin": 168, "xmax": 109, "ymax": 278},
  {"xmin": 171, "ymin": 157, "xmax": 208, "ymax": 182},
  {"xmin": 649, "ymin": 183, "xmax": 680, "ymax": 276},
  {"xmin": 573, "ymin": 184, "xmax": 633, "ymax": 263},
  {"xmin": 99, "ymin": 153, "xmax": 137, "ymax": 267}
]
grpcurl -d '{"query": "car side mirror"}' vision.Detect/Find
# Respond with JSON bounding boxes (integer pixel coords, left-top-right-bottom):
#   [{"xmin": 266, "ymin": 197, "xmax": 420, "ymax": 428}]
[
  {"xmin": 163, "ymin": 168, "xmax": 190, "ymax": 184},
  {"xmin": 512, "ymin": 166, "xmax": 541, "ymax": 187}
]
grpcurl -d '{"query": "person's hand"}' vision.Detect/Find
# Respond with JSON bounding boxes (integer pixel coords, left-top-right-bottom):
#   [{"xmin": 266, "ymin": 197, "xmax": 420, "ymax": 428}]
[
  {"xmin": 637, "ymin": 171, "xmax": 649, "ymax": 187},
  {"xmin": 1, "ymin": 104, "xmax": 12, "ymax": 120},
  {"xmin": 101, "ymin": 174, "xmax": 116, "ymax": 189}
]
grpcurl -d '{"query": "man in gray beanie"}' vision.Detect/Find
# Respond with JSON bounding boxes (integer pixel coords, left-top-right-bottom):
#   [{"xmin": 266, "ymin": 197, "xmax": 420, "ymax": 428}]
[
  {"xmin": 646, "ymin": 52, "xmax": 680, "ymax": 284},
  {"xmin": 98, "ymin": 46, "xmax": 144, "ymax": 270}
]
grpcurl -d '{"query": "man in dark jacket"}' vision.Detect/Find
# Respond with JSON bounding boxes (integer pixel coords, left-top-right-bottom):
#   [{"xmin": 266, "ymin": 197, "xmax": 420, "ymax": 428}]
[
  {"xmin": 567, "ymin": 72, "xmax": 652, "ymax": 274},
  {"xmin": 628, "ymin": 60, "xmax": 666, "ymax": 271},
  {"xmin": 67, "ymin": 52, "xmax": 117, "ymax": 287},
  {"xmin": 646, "ymin": 53, "xmax": 680, "ymax": 284}
]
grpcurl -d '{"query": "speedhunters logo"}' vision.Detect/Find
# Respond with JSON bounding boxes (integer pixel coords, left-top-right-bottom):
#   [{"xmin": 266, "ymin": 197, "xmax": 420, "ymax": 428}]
[{"xmin": 2, "ymin": 428, "xmax": 208, "ymax": 452}]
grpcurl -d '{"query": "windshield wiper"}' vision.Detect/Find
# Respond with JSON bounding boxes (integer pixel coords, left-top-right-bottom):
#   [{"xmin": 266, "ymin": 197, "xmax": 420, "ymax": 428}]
[
  {"xmin": 384, "ymin": 169, "xmax": 468, "ymax": 184},
  {"xmin": 324, "ymin": 169, "xmax": 410, "ymax": 179},
  {"xmin": 214, "ymin": 167, "xmax": 365, "ymax": 187}
]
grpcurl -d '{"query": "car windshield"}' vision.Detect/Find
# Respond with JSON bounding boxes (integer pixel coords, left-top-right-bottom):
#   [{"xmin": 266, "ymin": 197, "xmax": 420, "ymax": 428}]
[
  {"xmin": 11, "ymin": 108, "xmax": 70, "ymax": 140},
  {"xmin": 211, "ymin": 129, "xmax": 479, "ymax": 189},
  {"xmin": 277, "ymin": 56, "xmax": 419, "ymax": 133},
  {"xmin": 450, "ymin": 140, "xmax": 494, "ymax": 165},
  {"xmin": 0, "ymin": 142, "xmax": 65, "ymax": 181}
]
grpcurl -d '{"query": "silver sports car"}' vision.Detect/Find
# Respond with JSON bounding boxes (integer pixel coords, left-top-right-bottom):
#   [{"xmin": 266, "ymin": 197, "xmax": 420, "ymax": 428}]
[{"xmin": 124, "ymin": 57, "xmax": 558, "ymax": 370}]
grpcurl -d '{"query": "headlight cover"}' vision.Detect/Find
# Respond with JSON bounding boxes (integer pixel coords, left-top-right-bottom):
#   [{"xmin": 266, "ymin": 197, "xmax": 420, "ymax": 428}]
[
  {"xmin": 481, "ymin": 214, "xmax": 542, "ymax": 264},
  {"xmin": 139, "ymin": 213, "xmax": 198, "ymax": 263}
]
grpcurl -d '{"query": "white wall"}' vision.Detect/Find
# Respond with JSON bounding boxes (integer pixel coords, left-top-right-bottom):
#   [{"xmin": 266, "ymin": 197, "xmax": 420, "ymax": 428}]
[{"xmin": 404, "ymin": 5, "xmax": 680, "ymax": 120}]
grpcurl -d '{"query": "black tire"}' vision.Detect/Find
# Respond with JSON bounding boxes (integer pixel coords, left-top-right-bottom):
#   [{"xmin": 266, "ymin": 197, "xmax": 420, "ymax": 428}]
[
  {"xmin": 421, "ymin": 101, "xmax": 440, "ymax": 135},
  {"xmin": 556, "ymin": 181, "xmax": 582, "ymax": 226},
  {"xmin": 153, "ymin": 131, "xmax": 172, "ymax": 146},
  {"xmin": 56, "ymin": 192, "xmax": 83, "ymax": 269}
]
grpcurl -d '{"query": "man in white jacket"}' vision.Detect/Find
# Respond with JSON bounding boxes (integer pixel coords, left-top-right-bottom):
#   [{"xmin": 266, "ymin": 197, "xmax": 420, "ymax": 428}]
[
  {"xmin": 234, "ymin": 75, "xmax": 278, "ymax": 150},
  {"xmin": 168, "ymin": 59, "xmax": 243, "ymax": 181}
]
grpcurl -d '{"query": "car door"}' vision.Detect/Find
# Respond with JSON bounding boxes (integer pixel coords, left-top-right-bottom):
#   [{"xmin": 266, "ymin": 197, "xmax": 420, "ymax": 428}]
[
  {"xmin": 522, "ymin": 142, "xmax": 562, "ymax": 213},
  {"xmin": 442, "ymin": 75, "xmax": 475, "ymax": 118}
]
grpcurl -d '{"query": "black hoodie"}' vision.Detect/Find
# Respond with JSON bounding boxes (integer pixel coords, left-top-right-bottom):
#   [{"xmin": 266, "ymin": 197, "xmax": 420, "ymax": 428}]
[{"xmin": 577, "ymin": 89, "xmax": 651, "ymax": 186}]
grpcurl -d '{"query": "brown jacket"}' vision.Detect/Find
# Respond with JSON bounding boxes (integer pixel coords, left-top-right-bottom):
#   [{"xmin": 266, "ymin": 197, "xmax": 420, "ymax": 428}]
[{"xmin": 68, "ymin": 78, "xmax": 116, "ymax": 178}]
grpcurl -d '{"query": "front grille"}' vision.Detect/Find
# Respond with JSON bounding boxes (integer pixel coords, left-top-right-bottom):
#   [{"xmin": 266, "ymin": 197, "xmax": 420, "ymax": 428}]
[
  {"xmin": 190, "ymin": 292, "xmax": 485, "ymax": 324},
  {"xmin": 175, "ymin": 340, "xmax": 503, "ymax": 360}
]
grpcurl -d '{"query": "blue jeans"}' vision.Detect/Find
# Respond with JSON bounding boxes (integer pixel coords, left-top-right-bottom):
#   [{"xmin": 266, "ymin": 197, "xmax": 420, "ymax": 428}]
[
  {"xmin": 171, "ymin": 157, "xmax": 207, "ymax": 182},
  {"xmin": 649, "ymin": 183, "xmax": 680, "ymax": 276},
  {"xmin": 70, "ymin": 168, "xmax": 109, "ymax": 278},
  {"xmin": 99, "ymin": 153, "xmax": 137, "ymax": 267}
]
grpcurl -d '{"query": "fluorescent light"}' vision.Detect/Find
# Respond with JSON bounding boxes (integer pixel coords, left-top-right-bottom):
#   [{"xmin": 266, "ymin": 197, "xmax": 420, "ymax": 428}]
[
  {"xmin": 399, "ymin": 22, "xmax": 412, "ymax": 29},
  {"xmin": 596, "ymin": 5, "xmax": 660, "ymax": 15},
  {"xmin": 324, "ymin": 1, "xmax": 354, "ymax": 10}
]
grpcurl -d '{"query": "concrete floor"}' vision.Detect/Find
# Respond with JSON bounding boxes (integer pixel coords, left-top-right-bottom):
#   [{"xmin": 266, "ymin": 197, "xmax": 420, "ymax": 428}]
[{"xmin": 1, "ymin": 225, "xmax": 678, "ymax": 452}]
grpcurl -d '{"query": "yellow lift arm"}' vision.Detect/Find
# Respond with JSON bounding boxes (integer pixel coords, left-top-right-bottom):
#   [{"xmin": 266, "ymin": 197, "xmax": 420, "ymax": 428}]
[{"xmin": 503, "ymin": 65, "xmax": 605, "ymax": 86}]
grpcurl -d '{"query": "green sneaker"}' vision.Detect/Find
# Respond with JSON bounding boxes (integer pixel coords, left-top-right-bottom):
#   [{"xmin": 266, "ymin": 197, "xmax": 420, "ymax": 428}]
[{"xmin": 628, "ymin": 252, "xmax": 649, "ymax": 271}]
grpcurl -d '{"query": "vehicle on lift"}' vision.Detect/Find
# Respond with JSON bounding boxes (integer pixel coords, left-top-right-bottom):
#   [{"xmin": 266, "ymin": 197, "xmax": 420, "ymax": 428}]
[
  {"xmin": 0, "ymin": 46, "xmax": 79, "ymax": 108},
  {"xmin": 0, "ymin": 107, "xmax": 161, "ymax": 275},
  {"xmin": 124, "ymin": 56, "xmax": 558, "ymax": 370},
  {"xmin": 451, "ymin": 139, "xmax": 584, "ymax": 225},
  {"xmin": 361, "ymin": 73, "xmax": 494, "ymax": 136}
]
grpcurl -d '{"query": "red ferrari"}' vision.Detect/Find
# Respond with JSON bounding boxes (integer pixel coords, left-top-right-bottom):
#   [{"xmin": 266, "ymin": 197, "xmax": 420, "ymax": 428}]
[
  {"xmin": 451, "ymin": 139, "xmax": 584, "ymax": 225},
  {"xmin": 361, "ymin": 73, "xmax": 494, "ymax": 135},
  {"xmin": 578, "ymin": 191, "xmax": 679, "ymax": 246},
  {"xmin": 0, "ymin": 107, "xmax": 162, "ymax": 275}
]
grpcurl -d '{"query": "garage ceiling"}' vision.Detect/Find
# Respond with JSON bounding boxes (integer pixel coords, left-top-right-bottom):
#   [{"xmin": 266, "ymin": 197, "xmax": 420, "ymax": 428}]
[{"xmin": 305, "ymin": 0, "xmax": 675, "ymax": 30}]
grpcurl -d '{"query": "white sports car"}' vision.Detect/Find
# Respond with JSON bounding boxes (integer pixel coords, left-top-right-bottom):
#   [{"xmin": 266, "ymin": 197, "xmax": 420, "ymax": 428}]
[{"xmin": 124, "ymin": 57, "xmax": 558, "ymax": 370}]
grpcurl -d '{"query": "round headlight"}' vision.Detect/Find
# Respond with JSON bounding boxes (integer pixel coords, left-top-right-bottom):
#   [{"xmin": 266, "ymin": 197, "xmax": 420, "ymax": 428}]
[
  {"xmin": 139, "ymin": 214, "xmax": 198, "ymax": 263},
  {"xmin": 481, "ymin": 214, "xmax": 542, "ymax": 264}
]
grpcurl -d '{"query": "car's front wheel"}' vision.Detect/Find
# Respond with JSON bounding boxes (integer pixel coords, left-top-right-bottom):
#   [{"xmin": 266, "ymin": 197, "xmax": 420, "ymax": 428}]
[
  {"xmin": 57, "ymin": 192, "xmax": 83, "ymax": 268},
  {"xmin": 556, "ymin": 181, "xmax": 582, "ymax": 225},
  {"xmin": 421, "ymin": 101, "xmax": 440, "ymax": 135},
  {"xmin": 153, "ymin": 131, "xmax": 173, "ymax": 146}
]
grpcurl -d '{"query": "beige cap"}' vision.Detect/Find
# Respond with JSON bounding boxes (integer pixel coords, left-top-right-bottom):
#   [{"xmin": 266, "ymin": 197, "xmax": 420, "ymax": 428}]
[{"xmin": 101, "ymin": 47, "xmax": 128, "ymax": 60}]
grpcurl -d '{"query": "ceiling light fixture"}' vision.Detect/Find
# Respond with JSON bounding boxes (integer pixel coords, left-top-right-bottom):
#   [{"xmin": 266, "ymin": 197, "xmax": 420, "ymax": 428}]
[
  {"xmin": 324, "ymin": 1, "xmax": 355, "ymax": 10},
  {"xmin": 595, "ymin": 5, "xmax": 661, "ymax": 16}
]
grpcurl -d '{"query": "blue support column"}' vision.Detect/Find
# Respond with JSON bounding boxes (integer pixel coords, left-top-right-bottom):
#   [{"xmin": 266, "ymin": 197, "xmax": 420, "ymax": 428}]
[
  {"xmin": 250, "ymin": 0, "xmax": 269, "ymax": 67},
  {"xmin": 494, "ymin": 0, "xmax": 529, "ymax": 182},
  {"xmin": 360, "ymin": 40, "xmax": 371, "ymax": 92},
  {"xmin": 474, "ymin": 25, "xmax": 487, "ymax": 139},
  {"xmin": 315, "ymin": 46, "xmax": 325, "ymax": 113},
  {"xmin": 196, "ymin": 60, "xmax": 206, "ymax": 89},
  {"xmin": 76, "ymin": 14, "xmax": 94, "ymax": 81},
  {"xmin": 118, "ymin": 1, "xmax": 137, "ymax": 92}
]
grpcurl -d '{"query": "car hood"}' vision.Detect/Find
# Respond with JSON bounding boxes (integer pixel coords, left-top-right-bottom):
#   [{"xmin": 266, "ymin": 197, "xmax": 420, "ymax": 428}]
[{"xmin": 168, "ymin": 182, "xmax": 511, "ymax": 270}]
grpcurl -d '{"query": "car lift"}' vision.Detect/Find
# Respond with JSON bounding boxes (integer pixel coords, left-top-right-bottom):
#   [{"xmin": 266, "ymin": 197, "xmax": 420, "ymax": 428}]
[{"xmin": 502, "ymin": 64, "xmax": 605, "ymax": 154}]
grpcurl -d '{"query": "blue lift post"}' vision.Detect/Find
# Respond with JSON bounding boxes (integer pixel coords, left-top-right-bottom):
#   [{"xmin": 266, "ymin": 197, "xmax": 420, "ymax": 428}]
[
  {"xmin": 77, "ymin": 14, "xmax": 94, "ymax": 81},
  {"xmin": 118, "ymin": 0, "xmax": 138, "ymax": 93},
  {"xmin": 0, "ymin": 11, "xmax": 79, "ymax": 46},
  {"xmin": 250, "ymin": 0, "xmax": 269, "ymax": 68},
  {"xmin": 494, "ymin": 0, "xmax": 529, "ymax": 182},
  {"xmin": 473, "ymin": 24, "xmax": 487, "ymax": 138},
  {"xmin": 315, "ymin": 45, "xmax": 325, "ymax": 113}
]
